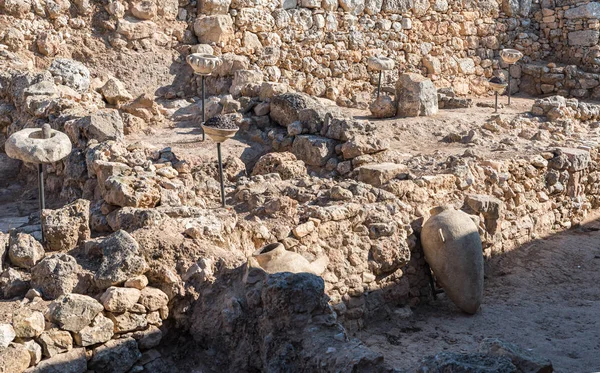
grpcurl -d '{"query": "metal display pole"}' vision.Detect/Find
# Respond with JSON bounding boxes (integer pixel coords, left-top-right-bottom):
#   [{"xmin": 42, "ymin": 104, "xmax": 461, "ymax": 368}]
[
  {"xmin": 38, "ymin": 163, "xmax": 45, "ymax": 242},
  {"xmin": 495, "ymin": 91, "xmax": 499, "ymax": 113},
  {"xmin": 201, "ymin": 75, "xmax": 206, "ymax": 141},
  {"xmin": 507, "ymin": 70, "xmax": 512, "ymax": 106},
  {"xmin": 217, "ymin": 143, "xmax": 225, "ymax": 208}
]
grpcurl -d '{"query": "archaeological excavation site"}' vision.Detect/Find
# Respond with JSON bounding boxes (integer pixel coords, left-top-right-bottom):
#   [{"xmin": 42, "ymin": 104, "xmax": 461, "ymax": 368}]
[{"xmin": 1, "ymin": 0, "xmax": 600, "ymax": 371}]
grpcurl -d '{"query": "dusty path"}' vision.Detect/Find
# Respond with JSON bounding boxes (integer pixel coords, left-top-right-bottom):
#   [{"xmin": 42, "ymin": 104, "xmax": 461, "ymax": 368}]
[{"xmin": 357, "ymin": 212, "xmax": 600, "ymax": 372}]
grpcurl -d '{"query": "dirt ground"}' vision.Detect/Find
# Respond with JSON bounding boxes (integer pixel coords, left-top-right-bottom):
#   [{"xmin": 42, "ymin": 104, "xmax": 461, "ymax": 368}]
[
  {"xmin": 357, "ymin": 211, "xmax": 600, "ymax": 372},
  {"xmin": 129, "ymin": 95, "xmax": 600, "ymax": 175}
]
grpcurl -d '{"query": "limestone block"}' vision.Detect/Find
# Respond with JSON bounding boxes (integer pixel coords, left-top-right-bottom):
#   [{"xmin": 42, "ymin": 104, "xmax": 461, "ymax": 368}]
[
  {"xmin": 193, "ymin": 15, "xmax": 234, "ymax": 44},
  {"xmin": 396, "ymin": 73, "xmax": 438, "ymax": 117},
  {"xmin": 291, "ymin": 135, "xmax": 337, "ymax": 167},
  {"xmin": 358, "ymin": 163, "xmax": 408, "ymax": 187}
]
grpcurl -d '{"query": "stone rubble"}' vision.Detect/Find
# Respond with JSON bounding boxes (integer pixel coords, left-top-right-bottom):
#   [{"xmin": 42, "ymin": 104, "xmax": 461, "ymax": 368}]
[{"xmin": 0, "ymin": 0, "xmax": 593, "ymax": 370}]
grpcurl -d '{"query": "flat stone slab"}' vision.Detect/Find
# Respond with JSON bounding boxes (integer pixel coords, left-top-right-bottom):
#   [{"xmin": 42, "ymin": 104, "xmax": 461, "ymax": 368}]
[
  {"xmin": 358, "ymin": 163, "xmax": 408, "ymax": 187},
  {"xmin": 5, "ymin": 128, "xmax": 72, "ymax": 164}
]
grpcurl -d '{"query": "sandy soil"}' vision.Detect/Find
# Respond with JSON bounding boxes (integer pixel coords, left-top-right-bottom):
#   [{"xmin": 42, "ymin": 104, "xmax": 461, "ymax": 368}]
[
  {"xmin": 357, "ymin": 211, "xmax": 600, "ymax": 372},
  {"xmin": 130, "ymin": 95, "xmax": 600, "ymax": 178}
]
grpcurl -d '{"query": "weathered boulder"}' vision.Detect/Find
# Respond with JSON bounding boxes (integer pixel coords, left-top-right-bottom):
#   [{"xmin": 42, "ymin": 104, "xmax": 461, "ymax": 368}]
[
  {"xmin": 107, "ymin": 311, "xmax": 147, "ymax": 333},
  {"xmin": 369, "ymin": 95, "xmax": 397, "ymax": 118},
  {"xmin": 358, "ymin": 163, "xmax": 408, "ymax": 187},
  {"xmin": 12, "ymin": 309, "xmax": 45, "ymax": 338},
  {"xmin": 139, "ymin": 287, "xmax": 169, "ymax": 311},
  {"xmin": 74, "ymin": 314, "xmax": 114, "ymax": 347},
  {"xmin": 341, "ymin": 136, "xmax": 389, "ymax": 159},
  {"xmin": 502, "ymin": 0, "xmax": 532, "ymax": 17},
  {"xmin": 0, "ymin": 343, "xmax": 30, "ymax": 373},
  {"xmin": 382, "ymin": 0, "xmax": 412, "ymax": 13},
  {"xmin": 36, "ymin": 32, "xmax": 61, "ymax": 57},
  {"xmin": 48, "ymin": 294, "xmax": 104, "ymax": 332},
  {"xmin": 339, "ymin": 0, "xmax": 365, "ymax": 14},
  {"xmin": 198, "ymin": 0, "xmax": 231, "ymax": 14},
  {"xmin": 292, "ymin": 135, "xmax": 337, "ymax": 167},
  {"xmin": 396, "ymin": 73, "xmax": 438, "ymax": 117},
  {"xmin": 48, "ymin": 59, "xmax": 90, "ymax": 93},
  {"xmin": 131, "ymin": 0, "xmax": 157, "ymax": 20},
  {"xmin": 252, "ymin": 152, "xmax": 307, "ymax": 180},
  {"xmin": 103, "ymin": 176, "xmax": 161, "ymax": 208},
  {"xmin": 418, "ymin": 352, "xmax": 517, "ymax": 372},
  {"xmin": 88, "ymin": 337, "xmax": 142, "ymax": 373},
  {"xmin": 125, "ymin": 275, "xmax": 149, "ymax": 290},
  {"xmin": 479, "ymin": 339, "xmax": 553, "ymax": 373},
  {"xmin": 100, "ymin": 286, "xmax": 141, "ymax": 312},
  {"xmin": 568, "ymin": 30, "xmax": 600, "ymax": 47},
  {"xmin": 325, "ymin": 117, "xmax": 372, "ymax": 141},
  {"xmin": 564, "ymin": 2, "xmax": 600, "ymax": 19},
  {"xmin": 270, "ymin": 93, "xmax": 318, "ymax": 127},
  {"xmin": 8, "ymin": 233, "xmax": 44, "ymax": 269},
  {"xmin": 0, "ymin": 324, "xmax": 15, "ymax": 348},
  {"xmin": 117, "ymin": 18, "xmax": 156, "ymax": 40},
  {"xmin": 37, "ymin": 330, "xmax": 73, "ymax": 358},
  {"xmin": 28, "ymin": 347, "xmax": 87, "ymax": 373},
  {"xmin": 41, "ymin": 199, "xmax": 90, "ymax": 252},
  {"xmin": 94, "ymin": 230, "xmax": 148, "ymax": 289},
  {"xmin": 31, "ymin": 253, "xmax": 81, "ymax": 300},
  {"xmin": 21, "ymin": 339, "xmax": 42, "ymax": 367},
  {"xmin": 99, "ymin": 77, "xmax": 133, "ymax": 105},
  {"xmin": 421, "ymin": 206, "xmax": 484, "ymax": 314},
  {"xmin": 193, "ymin": 15, "xmax": 234, "ymax": 44},
  {"xmin": 0, "ymin": 268, "xmax": 29, "ymax": 298},
  {"xmin": 75, "ymin": 109, "xmax": 124, "ymax": 143},
  {"xmin": 230, "ymin": 69, "xmax": 263, "ymax": 97},
  {"xmin": 1, "ymin": 0, "xmax": 32, "ymax": 17}
]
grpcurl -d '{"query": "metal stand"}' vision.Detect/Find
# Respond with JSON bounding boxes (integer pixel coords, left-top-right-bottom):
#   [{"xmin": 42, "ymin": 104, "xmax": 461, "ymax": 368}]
[
  {"xmin": 377, "ymin": 71, "xmax": 383, "ymax": 98},
  {"xmin": 201, "ymin": 75, "xmax": 206, "ymax": 141},
  {"xmin": 38, "ymin": 163, "xmax": 45, "ymax": 243},
  {"xmin": 495, "ymin": 91, "xmax": 499, "ymax": 113},
  {"xmin": 426, "ymin": 263, "xmax": 445, "ymax": 300},
  {"xmin": 217, "ymin": 143, "xmax": 225, "ymax": 208},
  {"xmin": 507, "ymin": 67, "xmax": 512, "ymax": 106}
]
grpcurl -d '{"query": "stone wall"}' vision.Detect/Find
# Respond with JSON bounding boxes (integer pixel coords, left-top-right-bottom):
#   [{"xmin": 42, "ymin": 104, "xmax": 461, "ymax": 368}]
[
  {"xmin": 538, "ymin": 0, "xmax": 600, "ymax": 72},
  {"xmin": 519, "ymin": 62, "xmax": 600, "ymax": 99},
  {"xmin": 188, "ymin": 0, "xmax": 542, "ymax": 104}
]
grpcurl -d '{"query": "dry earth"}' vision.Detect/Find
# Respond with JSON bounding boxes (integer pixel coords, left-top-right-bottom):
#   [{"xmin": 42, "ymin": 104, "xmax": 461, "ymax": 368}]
[{"xmin": 358, "ymin": 211, "xmax": 600, "ymax": 372}]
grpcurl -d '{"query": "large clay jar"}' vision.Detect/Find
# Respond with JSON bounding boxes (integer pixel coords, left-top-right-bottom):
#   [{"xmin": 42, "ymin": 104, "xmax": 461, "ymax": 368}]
[
  {"xmin": 252, "ymin": 243, "xmax": 328, "ymax": 275},
  {"xmin": 421, "ymin": 206, "xmax": 484, "ymax": 314}
]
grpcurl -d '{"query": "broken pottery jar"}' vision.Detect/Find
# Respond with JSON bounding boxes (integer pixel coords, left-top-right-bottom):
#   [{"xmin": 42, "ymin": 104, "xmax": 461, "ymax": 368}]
[
  {"xmin": 421, "ymin": 206, "xmax": 484, "ymax": 314},
  {"xmin": 251, "ymin": 243, "xmax": 328, "ymax": 276}
]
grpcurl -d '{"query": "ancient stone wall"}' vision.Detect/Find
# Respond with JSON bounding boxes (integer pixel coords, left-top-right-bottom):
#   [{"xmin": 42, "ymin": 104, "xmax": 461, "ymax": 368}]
[
  {"xmin": 538, "ymin": 0, "xmax": 600, "ymax": 72},
  {"xmin": 189, "ymin": 0, "xmax": 542, "ymax": 104}
]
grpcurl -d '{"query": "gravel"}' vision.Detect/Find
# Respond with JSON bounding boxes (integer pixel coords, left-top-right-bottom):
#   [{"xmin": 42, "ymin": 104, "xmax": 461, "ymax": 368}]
[{"xmin": 204, "ymin": 116, "xmax": 238, "ymax": 129}]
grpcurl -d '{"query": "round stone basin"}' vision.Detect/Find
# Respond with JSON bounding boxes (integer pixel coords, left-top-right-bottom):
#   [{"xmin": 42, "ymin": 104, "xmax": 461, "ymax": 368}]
[
  {"xmin": 5, "ymin": 128, "xmax": 72, "ymax": 164},
  {"xmin": 201, "ymin": 125, "xmax": 238, "ymax": 143},
  {"xmin": 489, "ymin": 81, "xmax": 508, "ymax": 92},
  {"xmin": 187, "ymin": 53, "xmax": 221, "ymax": 76},
  {"xmin": 367, "ymin": 56, "xmax": 395, "ymax": 71},
  {"xmin": 500, "ymin": 49, "xmax": 523, "ymax": 64}
]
